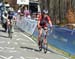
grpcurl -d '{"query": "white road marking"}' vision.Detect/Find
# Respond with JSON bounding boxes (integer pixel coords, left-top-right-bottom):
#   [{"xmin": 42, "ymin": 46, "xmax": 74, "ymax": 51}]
[
  {"xmin": 0, "ymin": 47, "xmax": 4, "ymax": 51},
  {"xmin": 0, "ymin": 55, "xmax": 13, "ymax": 59},
  {"xmin": 20, "ymin": 32, "xmax": 36, "ymax": 43},
  {"xmin": 5, "ymin": 47, "xmax": 15, "ymax": 50},
  {"xmin": 7, "ymin": 56, "xmax": 13, "ymax": 59},
  {"xmin": 26, "ymin": 57, "xmax": 44, "ymax": 59},
  {"xmin": 20, "ymin": 56, "xmax": 25, "ymax": 59},
  {"xmin": 0, "ymin": 47, "xmax": 4, "ymax": 49},
  {"xmin": 0, "ymin": 55, "xmax": 7, "ymax": 59},
  {"xmin": 35, "ymin": 58, "xmax": 39, "ymax": 59},
  {"xmin": 7, "ymin": 42, "xmax": 10, "ymax": 44},
  {"xmin": 16, "ymin": 38, "xmax": 21, "ymax": 40}
]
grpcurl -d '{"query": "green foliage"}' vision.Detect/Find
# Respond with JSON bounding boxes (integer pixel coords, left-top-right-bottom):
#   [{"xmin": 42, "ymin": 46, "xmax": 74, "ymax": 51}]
[{"xmin": 70, "ymin": 55, "xmax": 75, "ymax": 59}]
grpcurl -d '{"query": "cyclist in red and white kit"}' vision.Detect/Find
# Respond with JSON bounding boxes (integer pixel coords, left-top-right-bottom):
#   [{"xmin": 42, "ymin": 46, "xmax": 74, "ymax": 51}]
[{"xmin": 37, "ymin": 10, "xmax": 53, "ymax": 48}]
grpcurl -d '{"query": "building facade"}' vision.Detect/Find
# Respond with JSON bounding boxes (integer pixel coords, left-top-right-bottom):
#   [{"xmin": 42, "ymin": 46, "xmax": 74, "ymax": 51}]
[{"xmin": 3, "ymin": 0, "xmax": 39, "ymax": 12}]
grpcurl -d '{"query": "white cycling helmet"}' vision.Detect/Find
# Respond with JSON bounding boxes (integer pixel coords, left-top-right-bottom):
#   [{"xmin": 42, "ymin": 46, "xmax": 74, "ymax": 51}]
[
  {"xmin": 8, "ymin": 7, "xmax": 14, "ymax": 11},
  {"xmin": 43, "ymin": 9, "xmax": 48, "ymax": 14}
]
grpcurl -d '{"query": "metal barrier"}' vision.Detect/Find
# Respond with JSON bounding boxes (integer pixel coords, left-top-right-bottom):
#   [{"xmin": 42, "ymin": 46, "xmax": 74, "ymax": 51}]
[{"xmin": 16, "ymin": 15, "xmax": 37, "ymax": 35}]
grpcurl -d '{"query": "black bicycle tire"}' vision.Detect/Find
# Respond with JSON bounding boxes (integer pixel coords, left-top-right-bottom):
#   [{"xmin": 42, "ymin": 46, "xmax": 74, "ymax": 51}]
[
  {"xmin": 8, "ymin": 24, "xmax": 12, "ymax": 39},
  {"xmin": 44, "ymin": 42, "xmax": 48, "ymax": 53},
  {"xmin": 39, "ymin": 39, "xmax": 43, "ymax": 51}
]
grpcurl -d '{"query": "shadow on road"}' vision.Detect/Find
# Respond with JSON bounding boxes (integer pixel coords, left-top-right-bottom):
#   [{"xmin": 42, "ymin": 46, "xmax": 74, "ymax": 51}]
[
  {"xmin": 0, "ymin": 29, "xmax": 8, "ymax": 38},
  {"xmin": 0, "ymin": 29, "xmax": 5, "ymax": 32},
  {"xmin": 20, "ymin": 46, "xmax": 64, "ymax": 57},
  {"xmin": 0, "ymin": 35, "xmax": 8, "ymax": 38},
  {"xmin": 0, "ymin": 26, "xmax": 9, "ymax": 38},
  {"xmin": 20, "ymin": 46, "xmax": 40, "ymax": 52}
]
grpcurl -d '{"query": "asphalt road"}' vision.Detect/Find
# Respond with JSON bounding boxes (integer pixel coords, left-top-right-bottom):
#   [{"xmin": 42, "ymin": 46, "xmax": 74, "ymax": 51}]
[{"xmin": 0, "ymin": 25, "xmax": 68, "ymax": 59}]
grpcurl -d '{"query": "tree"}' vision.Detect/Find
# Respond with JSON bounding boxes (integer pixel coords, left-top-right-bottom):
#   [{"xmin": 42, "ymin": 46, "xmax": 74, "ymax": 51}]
[{"xmin": 66, "ymin": 0, "xmax": 75, "ymax": 24}]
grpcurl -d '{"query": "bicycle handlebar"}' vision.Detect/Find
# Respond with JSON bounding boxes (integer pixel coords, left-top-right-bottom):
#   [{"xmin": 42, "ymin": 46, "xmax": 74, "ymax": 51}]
[{"xmin": 48, "ymin": 27, "xmax": 53, "ymax": 33}]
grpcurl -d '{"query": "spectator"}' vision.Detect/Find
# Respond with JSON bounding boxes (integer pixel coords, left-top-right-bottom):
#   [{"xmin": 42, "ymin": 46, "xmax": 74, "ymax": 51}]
[
  {"xmin": 2, "ymin": 10, "xmax": 8, "ymax": 32},
  {"xmin": 24, "ymin": 7, "xmax": 30, "ymax": 18}
]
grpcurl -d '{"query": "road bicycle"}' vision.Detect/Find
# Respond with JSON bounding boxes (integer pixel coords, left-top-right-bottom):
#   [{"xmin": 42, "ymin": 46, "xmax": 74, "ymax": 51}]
[
  {"xmin": 7, "ymin": 20, "xmax": 13, "ymax": 39},
  {"xmin": 39, "ymin": 27, "xmax": 52, "ymax": 53}
]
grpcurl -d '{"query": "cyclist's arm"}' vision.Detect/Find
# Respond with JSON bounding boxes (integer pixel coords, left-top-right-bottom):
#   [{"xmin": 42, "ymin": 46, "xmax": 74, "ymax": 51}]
[
  {"xmin": 2, "ymin": 15, "xmax": 8, "ymax": 19},
  {"xmin": 47, "ymin": 16, "xmax": 53, "ymax": 33},
  {"xmin": 47, "ymin": 16, "xmax": 52, "ymax": 27},
  {"xmin": 13, "ymin": 16, "xmax": 16, "ymax": 21}
]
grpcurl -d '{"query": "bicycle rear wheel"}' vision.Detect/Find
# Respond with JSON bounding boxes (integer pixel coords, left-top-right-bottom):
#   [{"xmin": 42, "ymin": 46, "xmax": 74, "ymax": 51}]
[{"xmin": 8, "ymin": 24, "xmax": 12, "ymax": 39}]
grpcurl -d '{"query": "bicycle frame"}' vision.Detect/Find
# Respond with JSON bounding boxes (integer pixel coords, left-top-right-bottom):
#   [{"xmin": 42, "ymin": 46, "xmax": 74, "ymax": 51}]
[
  {"xmin": 8, "ymin": 21, "xmax": 13, "ymax": 39},
  {"xmin": 39, "ymin": 28, "xmax": 48, "ymax": 53}
]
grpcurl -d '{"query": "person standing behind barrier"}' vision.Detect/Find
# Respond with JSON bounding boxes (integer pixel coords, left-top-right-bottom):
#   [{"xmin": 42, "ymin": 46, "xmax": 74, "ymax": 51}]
[
  {"xmin": 31, "ymin": 13, "xmax": 37, "ymax": 20},
  {"xmin": 2, "ymin": 10, "xmax": 8, "ymax": 32},
  {"xmin": 37, "ymin": 10, "xmax": 53, "ymax": 48},
  {"xmin": 17, "ymin": 8, "xmax": 21, "ymax": 14},
  {"xmin": 36, "ymin": 12, "xmax": 41, "ymax": 21},
  {"xmin": 24, "ymin": 7, "xmax": 31, "ymax": 18}
]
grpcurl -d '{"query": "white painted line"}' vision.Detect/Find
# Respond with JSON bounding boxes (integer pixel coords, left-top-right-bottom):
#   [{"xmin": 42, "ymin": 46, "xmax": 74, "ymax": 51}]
[
  {"xmin": 16, "ymin": 38, "xmax": 24, "ymax": 41},
  {"xmin": 7, "ymin": 42, "xmax": 10, "ymax": 44},
  {"xmin": 0, "ymin": 47, "xmax": 4, "ymax": 49},
  {"xmin": 26, "ymin": 57, "xmax": 43, "ymax": 59},
  {"xmin": 0, "ymin": 55, "xmax": 7, "ymax": 59},
  {"xmin": 20, "ymin": 56, "xmax": 25, "ymax": 59},
  {"xmin": 16, "ymin": 38, "xmax": 21, "ymax": 40},
  {"xmin": 20, "ymin": 32, "xmax": 36, "ymax": 43},
  {"xmin": 36, "ymin": 58, "xmax": 39, "ymax": 59},
  {"xmin": 7, "ymin": 56, "xmax": 13, "ymax": 59},
  {"xmin": 0, "ymin": 55, "xmax": 13, "ymax": 59}
]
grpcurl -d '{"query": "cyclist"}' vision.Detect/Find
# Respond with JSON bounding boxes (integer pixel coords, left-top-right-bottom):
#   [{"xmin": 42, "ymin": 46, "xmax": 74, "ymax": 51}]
[
  {"xmin": 7, "ymin": 7, "xmax": 16, "ymax": 38},
  {"xmin": 37, "ymin": 10, "xmax": 53, "ymax": 49}
]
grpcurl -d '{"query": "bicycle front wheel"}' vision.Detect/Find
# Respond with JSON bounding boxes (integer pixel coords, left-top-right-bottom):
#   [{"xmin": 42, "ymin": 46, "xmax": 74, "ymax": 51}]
[{"xmin": 44, "ymin": 42, "xmax": 48, "ymax": 53}]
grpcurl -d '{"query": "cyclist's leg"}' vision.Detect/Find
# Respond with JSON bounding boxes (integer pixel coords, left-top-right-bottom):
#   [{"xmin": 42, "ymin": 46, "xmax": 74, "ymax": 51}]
[
  {"xmin": 8, "ymin": 22, "xmax": 12, "ymax": 38},
  {"xmin": 7, "ymin": 19, "xmax": 10, "ymax": 32},
  {"xmin": 5, "ymin": 22, "xmax": 7, "ymax": 32},
  {"xmin": 8, "ymin": 24, "xmax": 10, "ymax": 37},
  {"xmin": 38, "ymin": 27, "xmax": 43, "ymax": 47},
  {"xmin": 11, "ymin": 20, "xmax": 14, "ymax": 33},
  {"xmin": 7, "ymin": 20, "xmax": 11, "ymax": 37},
  {"xmin": 43, "ymin": 27, "xmax": 48, "ymax": 44}
]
